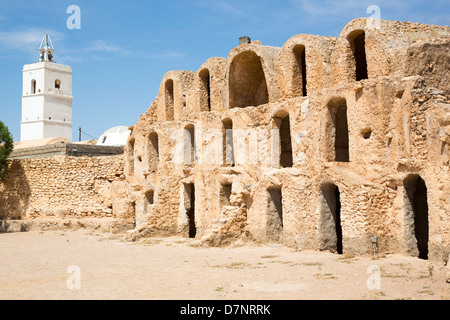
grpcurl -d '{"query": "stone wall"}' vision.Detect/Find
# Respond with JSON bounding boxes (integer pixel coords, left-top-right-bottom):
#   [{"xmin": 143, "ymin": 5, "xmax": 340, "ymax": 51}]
[
  {"xmin": 120, "ymin": 18, "xmax": 450, "ymax": 261},
  {"xmin": 3, "ymin": 18, "xmax": 447, "ymax": 263},
  {"xmin": 10, "ymin": 143, "xmax": 124, "ymax": 159},
  {"xmin": 0, "ymin": 155, "xmax": 124, "ymax": 222}
]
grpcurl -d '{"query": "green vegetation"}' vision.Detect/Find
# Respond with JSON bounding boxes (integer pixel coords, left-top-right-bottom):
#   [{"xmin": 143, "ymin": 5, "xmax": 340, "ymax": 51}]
[{"xmin": 0, "ymin": 121, "xmax": 14, "ymax": 181}]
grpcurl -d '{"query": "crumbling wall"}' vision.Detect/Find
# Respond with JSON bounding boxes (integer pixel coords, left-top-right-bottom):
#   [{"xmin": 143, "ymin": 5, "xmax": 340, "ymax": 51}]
[{"xmin": 121, "ymin": 18, "xmax": 449, "ymax": 260}]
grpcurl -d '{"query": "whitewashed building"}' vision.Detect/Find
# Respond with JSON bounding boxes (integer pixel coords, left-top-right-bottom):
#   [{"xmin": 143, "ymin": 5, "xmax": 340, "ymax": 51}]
[
  {"xmin": 97, "ymin": 126, "xmax": 131, "ymax": 147},
  {"xmin": 21, "ymin": 35, "xmax": 73, "ymax": 142}
]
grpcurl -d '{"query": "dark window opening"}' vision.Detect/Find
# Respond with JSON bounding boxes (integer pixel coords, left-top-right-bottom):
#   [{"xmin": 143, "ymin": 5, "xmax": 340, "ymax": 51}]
[
  {"xmin": 334, "ymin": 187, "xmax": 343, "ymax": 254},
  {"xmin": 328, "ymin": 99, "xmax": 350, "ymax": 162},
  {"xmin": 145, "ymin": 190, "xmax": 155, "ymax": 205},
  {"xmin": 55, "ymin": 79, "xmax": 61, "ymax": 89},
  {"xmin": 184, "ymin": 183, "xmax": 196, "ymax": 238},
  {"xmin": 293, "ymin": 44, "xmax": 307, "ymax": 97},
  {"xmin": 277, "ymin": 114, "xmax": 293, "ymax": 168},
  {"xmin": 349, "ymin": 30, "xmax": 368, "ymax": 81},
  {"xmin": 31, "ymin": 79, "xmax": 36, "ymax": 94}
]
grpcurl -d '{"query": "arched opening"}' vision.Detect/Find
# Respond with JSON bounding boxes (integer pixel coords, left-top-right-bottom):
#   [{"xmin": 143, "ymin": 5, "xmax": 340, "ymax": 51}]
[
  {"xmin": 148, "ymin": 132, "xmax": 159, "ymax": 171},
  {"xmin": 404, "ymin": 175, "xmax": 429, "ymax": 260},
  {"xmin": 127, "ymin": 138, "xmax": 135, "ymax": 176},
  {"xmin": 267, "ymin": 187, "xmax": 283, "ymax": 242},
  {"xmin": 55, "ymin": 79, "xmax": 61, "ymax": 89},
  {"xmin": 335, "ymin": 104, "xmax": 349, "ymax": 162},
  {"xmin": 348, "ymin": 30, "xmax": 368, "ymax": 81},
  {"xmin": 165, "ymin": 79, "xmax": 174, "ymax": 121},
  {"xmin": 131, "ymin": 201, "xmax": 136, "ymax": 223},
  {"xmin": 327, "ymin": 99, "xmax": 349, "ymax": 162},
  {"xmin": 273, "ymin": 113, "xmax": 293, "ymax": 168},
  {"xmin": 183, "ymin": 183, "xmax": 196, "ymax": 238},
  {"xmin": 199, "ymin": 68, "xmax": 211, "ymax": 112},
  {"xmin": 31, "ymin": 79, "xmax": 36, "ymax": 94},
  {"xmin": 145, "ymin": 189, "xmax": 155, "ymax": 206},
  {"xmin": 319, "ymin": 183, "xmax": 343, "ymax": 254},
  {"xmin": 222, "ymin": 118, "xmax": 235, "ymax": 166},
  {"xmin": 229, "ymin": 51, "xmax": 269, "ymax": 108},
  {"xmin": 292, "ymin": 44, "xmax": 307, "ymax": 97},
  {"xmin": 184, "ymin": 124, "xmax": 195, "ymax": 165}
]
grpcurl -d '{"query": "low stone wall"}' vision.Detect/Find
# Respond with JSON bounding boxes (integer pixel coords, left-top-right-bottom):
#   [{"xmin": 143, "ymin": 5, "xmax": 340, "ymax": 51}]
[
  {"xmin": 10, "ymin": 143, "xmax": 124, "ymax": 159},
  {"xmin": 0, "ymin": 154, "xmax": 125, "ymax": 221},
  {"xmin": 0, "ymin": 218, "xmax": 116, "ymax": 233}
]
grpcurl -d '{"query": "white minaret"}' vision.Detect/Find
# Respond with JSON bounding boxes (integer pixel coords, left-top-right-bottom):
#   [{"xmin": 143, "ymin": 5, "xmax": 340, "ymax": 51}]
[{"xmin": 21, "ymin": 34, "xmax": 73, "ymax": 142}]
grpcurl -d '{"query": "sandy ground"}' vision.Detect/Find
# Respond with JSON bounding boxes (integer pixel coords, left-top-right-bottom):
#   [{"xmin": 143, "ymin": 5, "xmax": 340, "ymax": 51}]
[{"xmin": 0, "ymin": 230, "xmax": 446, "ymax": 300}]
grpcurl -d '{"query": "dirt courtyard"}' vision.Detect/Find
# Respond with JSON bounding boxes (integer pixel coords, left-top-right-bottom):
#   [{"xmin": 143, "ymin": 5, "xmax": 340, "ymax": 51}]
[{"xmin": 0, "ymin": 230, "xmax": 446, "ymax": 300}]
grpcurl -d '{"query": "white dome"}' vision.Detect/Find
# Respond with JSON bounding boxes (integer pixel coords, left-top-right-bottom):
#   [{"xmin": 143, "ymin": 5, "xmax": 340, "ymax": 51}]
[{"xmin": 97, "ymin": 126, "xmax": 131, "ymax": 147}]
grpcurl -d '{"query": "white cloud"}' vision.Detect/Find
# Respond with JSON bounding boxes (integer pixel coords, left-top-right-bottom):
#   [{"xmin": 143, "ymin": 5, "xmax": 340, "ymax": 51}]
[{"xmin": 0, "ymin": 28, "xmax": 64, "ymax": 51}]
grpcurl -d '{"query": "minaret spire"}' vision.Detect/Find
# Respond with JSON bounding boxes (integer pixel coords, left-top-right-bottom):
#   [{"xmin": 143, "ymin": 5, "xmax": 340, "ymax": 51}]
[{"xmin": 39, "ymin": 34, "xmax": 55, "ymax": 62}]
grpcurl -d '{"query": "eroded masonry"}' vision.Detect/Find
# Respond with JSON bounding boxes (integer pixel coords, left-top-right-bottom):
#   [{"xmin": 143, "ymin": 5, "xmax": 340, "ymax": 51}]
[
  {"xmin": 119, "ymin": 18, "xmax": 449, "ymax": 260},
  {"xmin": 2, "ymin": 18, "xmax": 450, "ymax": 261}
]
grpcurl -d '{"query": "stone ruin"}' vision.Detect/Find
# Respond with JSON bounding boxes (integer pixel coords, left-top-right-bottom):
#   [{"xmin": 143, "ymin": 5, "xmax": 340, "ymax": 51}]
[
  {"xmin": 1, "ymin": 18, "xmax": 449, "ymax": 262},
  {"xmin": 118, "ymin": 18, "xmax": 450, "ymax": 261}
]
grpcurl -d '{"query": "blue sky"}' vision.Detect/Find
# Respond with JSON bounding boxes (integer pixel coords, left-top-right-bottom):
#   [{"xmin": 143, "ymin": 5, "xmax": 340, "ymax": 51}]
[{"xmin": 0, "ymin": 0, "xmax": 448, "ymax": 142}]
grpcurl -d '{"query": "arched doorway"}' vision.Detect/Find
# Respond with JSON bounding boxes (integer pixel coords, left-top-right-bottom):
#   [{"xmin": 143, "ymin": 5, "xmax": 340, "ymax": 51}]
[
  {"xmin": 404, "ymin": 175, "xmax": 429, "ymax": 260},
  {"xmin": 273, "ymin": 112, "xmax": 293, "ymax": 168},
  {"xmin": 184, "ymin": 124, "xmax": 195, "ymax": 165},
  {"xmin": 199, "ymin": 68, "xmax": 211, "ymax": 112},
  {"xmin": 267, "ymin": 187, "xmax": 283, "ymax": 242},
  {"xmin": 292, "ymin": 44, "xmax": 307, "ymax": 97},
  {"xmin": 326, "ymin": 98, "xmax": 349, "ymax": 162},
  {"xmin": 348, "ymin": 30, "xmax": 368, "ymax": 81},
  {"xmin": 222, "ymin": 118, "xmax": 235, "ymax": 166},
  {"xmin": 319, "ymin": 183, "xmax": 343, "ymax": 254},
  {"xmin": 148, "ymin": 132, "xmax": 159, "ymax": 171},
  {"xmin": 229, "ymin": 51, "xmax": 269, "ymax": 108},
  {"xmin": 165, "ymin": 79, "xmax": 174, "ymax": 121}
]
